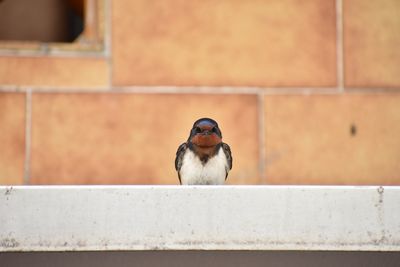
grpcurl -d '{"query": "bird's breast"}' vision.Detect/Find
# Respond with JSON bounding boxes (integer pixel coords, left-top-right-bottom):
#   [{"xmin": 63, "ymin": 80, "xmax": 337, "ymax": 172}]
[{"xmin": 180, "ymin": 148, "xmax": 228, "ymax": 185}]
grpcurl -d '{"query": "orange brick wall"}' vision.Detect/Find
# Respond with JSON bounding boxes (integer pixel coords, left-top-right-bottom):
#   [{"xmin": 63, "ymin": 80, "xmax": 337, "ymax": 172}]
[{"xmin": 1, "ymin": 0, "xmax": 400, "ymax": 185}]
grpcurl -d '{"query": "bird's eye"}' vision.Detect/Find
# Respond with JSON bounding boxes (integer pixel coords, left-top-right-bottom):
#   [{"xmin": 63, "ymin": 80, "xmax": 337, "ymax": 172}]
[
  {"xmin": 212, "ymin": 127, "xmax": 217, "ymax": 133},
  {"xmin": 194, "ymin": 127, "xmax": 201, "ymax": 133}
]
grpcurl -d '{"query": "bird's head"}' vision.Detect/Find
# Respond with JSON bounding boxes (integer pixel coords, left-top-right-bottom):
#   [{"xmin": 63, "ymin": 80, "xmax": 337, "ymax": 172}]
[{"xmin": 188, "ymin": 118, "xmax": 222, "ymax": 147}]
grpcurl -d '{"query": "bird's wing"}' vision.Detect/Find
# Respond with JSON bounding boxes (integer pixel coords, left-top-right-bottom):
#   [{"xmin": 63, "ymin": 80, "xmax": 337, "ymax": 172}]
[
  {"xmin": 175, "ymin": 142, "xmax": 188, "ymax": 184},
  {"xmin": 221, "ymin": 142, "xmax": 232, "ymax": 180}
]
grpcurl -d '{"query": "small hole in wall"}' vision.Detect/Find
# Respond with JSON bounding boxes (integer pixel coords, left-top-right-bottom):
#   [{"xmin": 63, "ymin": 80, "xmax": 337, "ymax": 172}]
[
  {"xmin": 350, "ymin": 123, "xmax": 357, "ymax": 137},
  {"xmin": 0, "ymin": 0, "xmax": 84, "ymax": 43}
]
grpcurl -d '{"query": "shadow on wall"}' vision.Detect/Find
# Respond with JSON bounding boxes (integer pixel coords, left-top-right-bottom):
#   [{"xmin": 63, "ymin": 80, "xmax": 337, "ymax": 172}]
[{"xmin": 0, "ymin": 0, "xmax": 84, "ymax": 42}]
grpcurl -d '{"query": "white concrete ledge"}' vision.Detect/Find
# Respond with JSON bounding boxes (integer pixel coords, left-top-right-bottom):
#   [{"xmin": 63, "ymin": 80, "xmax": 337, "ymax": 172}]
[{"xmin": 1, "ymin": 185, "xmax": 399, "ymax": 252}]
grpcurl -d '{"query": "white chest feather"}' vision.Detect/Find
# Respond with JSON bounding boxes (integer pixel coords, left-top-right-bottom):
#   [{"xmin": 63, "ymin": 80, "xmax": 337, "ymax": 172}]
[{"xmin": 180, "ymin": 148, "xmax": 229, "ymax": 185}]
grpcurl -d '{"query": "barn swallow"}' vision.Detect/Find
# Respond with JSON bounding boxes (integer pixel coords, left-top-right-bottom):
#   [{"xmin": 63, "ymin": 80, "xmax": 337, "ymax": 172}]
[{"xmin": 175, "ymin": 118, "xmax": 232, "ymax": 185}]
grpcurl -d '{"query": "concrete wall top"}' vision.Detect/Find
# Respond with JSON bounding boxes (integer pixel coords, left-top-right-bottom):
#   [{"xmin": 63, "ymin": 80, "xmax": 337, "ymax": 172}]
[{"xmin": 1, "ymin": 185, "xmax": 399, "ymax": 252}]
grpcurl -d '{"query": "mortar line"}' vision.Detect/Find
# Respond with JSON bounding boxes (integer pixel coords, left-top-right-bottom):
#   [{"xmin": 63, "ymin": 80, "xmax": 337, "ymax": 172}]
[
  {"xmin": 24, "ymin": 88, "xmax": 32, "ymax": 185},
  {"xmin": 0, "ymin": 49, "xmax": 105, "ymax": 58},
  {"xmin": 257, "ymin": 93, "xmax": 267, "ymax": 184},
  {"xmin": 2, "ymin": 85, "xmax": 400, "ymax": 94},
  {"xmin": 0, "ymin": 86, "xmax": 345, "ymax": 94},
  {"xmin": 105, "ymin": 0, "xmax": 113, "ymax": 89},
  {"xmin": 336, "ymin": 0, "xmax": 345, "ymax": 91}
]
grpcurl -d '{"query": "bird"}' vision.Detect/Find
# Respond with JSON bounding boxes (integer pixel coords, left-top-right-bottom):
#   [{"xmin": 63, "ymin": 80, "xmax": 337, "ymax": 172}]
[{"xmin": 175, "ymin": 118, "xmax": 232, "ymax": 185}]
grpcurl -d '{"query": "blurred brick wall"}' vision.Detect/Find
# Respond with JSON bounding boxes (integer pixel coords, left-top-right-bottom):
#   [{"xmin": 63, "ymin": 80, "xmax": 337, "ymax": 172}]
[{"xmin": 0, "ymin": 0, "xmax": 400, "ymax": 185}]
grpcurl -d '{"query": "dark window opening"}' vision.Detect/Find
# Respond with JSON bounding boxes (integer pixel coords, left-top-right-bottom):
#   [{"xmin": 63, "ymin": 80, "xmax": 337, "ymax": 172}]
[{"xmin": 0, "ymin": 0, "xmax": 84, "ymax": 43}]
